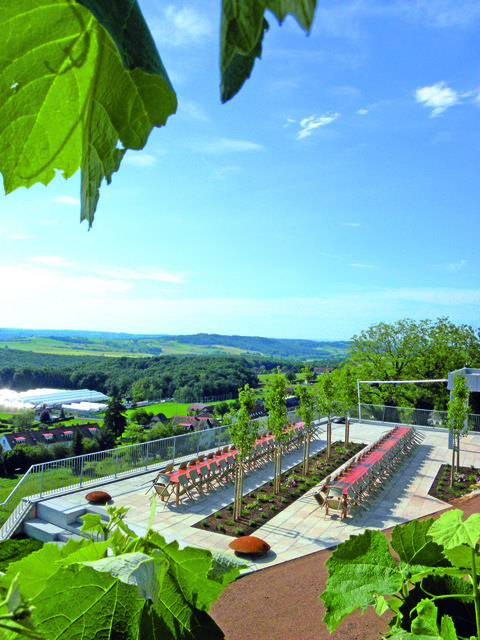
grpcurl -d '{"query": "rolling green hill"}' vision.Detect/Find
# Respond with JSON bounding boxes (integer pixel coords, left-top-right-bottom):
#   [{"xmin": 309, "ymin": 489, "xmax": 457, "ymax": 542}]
[{"xmin": 0, "ymin": 329, "xmax": 349, "ymax": 361}]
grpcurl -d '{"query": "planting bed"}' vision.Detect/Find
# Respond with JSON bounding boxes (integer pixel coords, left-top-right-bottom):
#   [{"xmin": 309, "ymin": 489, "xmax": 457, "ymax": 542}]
[
  {"xmin": 194, "ymin": 441, "xmax": 365, "ymax": 538},
  {"xmin": 428, "ymin": 463, "xmax": 480, "ymax": 503}
]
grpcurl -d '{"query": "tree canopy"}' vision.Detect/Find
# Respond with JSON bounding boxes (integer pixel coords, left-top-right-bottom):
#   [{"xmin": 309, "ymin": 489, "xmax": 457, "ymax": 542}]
[{"xmin": 348, "ymin": 317, "xmax": 480, "ymax": 410}]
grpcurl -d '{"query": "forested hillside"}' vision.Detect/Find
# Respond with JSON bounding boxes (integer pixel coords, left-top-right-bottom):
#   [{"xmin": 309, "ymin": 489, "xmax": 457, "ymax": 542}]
[
  {"xmin": 0, "ymin": 329, "xmax": 349, "ymax": 361},
  {"xmin": 174, "ymin": 334, "xmax": 348, "ymax": 360},
  {"xmin": 0, "ymin": 353, "xmax": 258, "ymax": 401}
]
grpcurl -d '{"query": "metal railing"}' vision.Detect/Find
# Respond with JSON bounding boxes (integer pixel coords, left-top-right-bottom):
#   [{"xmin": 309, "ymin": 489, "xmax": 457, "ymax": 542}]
[
  {"xmin": 355, "ymin": 403, "xmax": 480, "ymax": 432},
  {"xmin": 3, "ymin": 401, "xmax": 479, "ymax": 539},
  {"xmin": 0, "ymin": 424, "xmax": 234, "ymax": 539}
]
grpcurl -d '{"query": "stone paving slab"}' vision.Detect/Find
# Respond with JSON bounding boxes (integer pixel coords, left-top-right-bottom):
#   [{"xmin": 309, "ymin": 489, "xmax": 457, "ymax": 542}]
[{"xmin": 37, "ymin": 423, "xmax": 480, "ymax": 572}]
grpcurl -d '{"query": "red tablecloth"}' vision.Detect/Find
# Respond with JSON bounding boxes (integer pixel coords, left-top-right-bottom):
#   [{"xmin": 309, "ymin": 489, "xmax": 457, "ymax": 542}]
[{"xmin": 333, "ymin": 426, "xmax": 412, "ymax": 495}]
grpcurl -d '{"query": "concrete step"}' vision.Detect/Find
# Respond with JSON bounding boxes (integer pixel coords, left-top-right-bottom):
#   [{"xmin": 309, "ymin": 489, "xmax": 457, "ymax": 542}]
[
  {"xmin": 37, "ymin": 498, "xmax": 87, "ymax": 528},
  {"xmin": 23, "ymin": 519, "xmax": 67, "ymax": 543}
]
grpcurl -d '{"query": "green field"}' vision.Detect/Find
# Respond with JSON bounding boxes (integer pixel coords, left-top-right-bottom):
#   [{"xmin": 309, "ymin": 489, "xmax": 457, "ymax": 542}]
[{"xmin": 0, "ymin": 332, "xmax": 349, "ymax": 361}]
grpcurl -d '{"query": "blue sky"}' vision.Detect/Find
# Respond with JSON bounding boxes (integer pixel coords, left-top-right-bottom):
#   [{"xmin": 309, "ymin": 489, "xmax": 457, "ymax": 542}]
[{"xmin": 1, "ymin": 1, "xmax": 479, "ymax": 340}]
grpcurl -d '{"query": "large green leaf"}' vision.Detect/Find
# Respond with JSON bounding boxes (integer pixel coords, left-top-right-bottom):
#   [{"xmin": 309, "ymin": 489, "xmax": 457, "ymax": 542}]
[
  {"xmin": 267, "ymin": 0, "xmax": 317, "ymax": 31},
  {"xmin": 146, "ymin": 533, "xmax": 236, "ymax": 611},
  {"xmin": 443, "ymin": 544, "xmax": 478, "ymax": 570},
  {"xmin": 220, "ymin": 0, "xmax": 317, "ymax": 102},
  {"xmin": 321, "ymin": 529, "xmax": 402, "ymax": 631},
  {"xmin": 0, "ymin": 0, "xmax": 176, "ymax": 226},
  {"xmin": 429, "ymin": 510, "xmax": 480, "ymax": 550},
  {"xmin": 389, "ymin": 601, "xmax": 458, "ymax": 639},
  {"xmin": 31, "ymin": 563, "xmax": 156, "ymax": 639},
  {"xmin": 81, "ymin": 551, "xmax": 168, "ymax": 602},
  {"xmin": 391, "ymin": 519, "xmax": 448, "ymax": 570}
]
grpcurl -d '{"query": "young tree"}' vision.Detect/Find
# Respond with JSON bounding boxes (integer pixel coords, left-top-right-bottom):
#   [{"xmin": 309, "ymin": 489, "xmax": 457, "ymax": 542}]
[
  {"xmin": 316, "ymin": 373, "xmax": 338, "ymax": 459},
  {"xmin": 103, "ymin": 396, "xmax": 127, "ymax": 438},
  {"xmin": 337, "ymin": 366, "xmax": 358, "ymax": 444},
  {"xmin": 265, "ymin": 369, "xmax": 288, "ymax": 494},
  {"xmin": 13, "ymin": 410, "xmax": 35, "ymax": 432},
  {"xmin": 215, "ymin": 401, "xmax": 230, "ymax": 422},
  {"xmin": 72, "ymin": 428, "xmax": 84, "ymax": 458},
  {"xmin": 447, "ymin": 374, "xmax": 471, "ymax": 486},
  {"xmin": 95, "ymin": 423, "xmax": 116, "ymax": 451},
  {"xmin": 122, "ymin": 422, "xmax": 145, "ymax": 444},
  {"xmin": 225, "ymin": 384, "xmax": 258, "ymax": 520},
  {"xmin": 296, "ymin": 364, "xmax": 318, "ymax": 474}
]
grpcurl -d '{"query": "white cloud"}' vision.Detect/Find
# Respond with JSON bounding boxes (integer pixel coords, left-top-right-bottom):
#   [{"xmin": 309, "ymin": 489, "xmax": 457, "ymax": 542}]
[
  {"xmin": 123, "ymin": 152, "xmax": 159, "ymax": 167},
  {"xmin": 29, "ymin": 256, "xmax": 72, "ymax": 267},
  {"xmin": 1, "ymin": 233, "xmax": 33, "ymax": 240},
  {"xmin": 297, "ymin": 113, "xmax": 340, "ymax": 139},
  {"xmin": 51, "ymin": 195, "xmax": 80, "ymax": 205},
  {"xmin": 415, "ymin": 82, "xmax": 460, "ymax": 116},
  {"xmin": 91, "ymin": 265, "xmax": 187, "ymax": 284},
  {"xmin": 357, "ymin": 109, "xmax": 368, "ymax": 115},
  {"xmin": 348, "ymin": 263, "xmax": 376, "ymax": 269},
  {"xmin": 0, "ymin": 265, "xmax": 132, "ymax": 303},
  {"xmin": 152, "ymin": 6, "xmax": 212, "ymax": 47},
  {"xmin": 179, "ymin": 99, "xmax": 210, "ymax": 122},
  {"xmin": 196, "ymin": 137, "xmax": 264, "ymax": 154},
  {"xmin": 437, "ymin": 259, "xmax": 467, "ymax": 273},
  {"xmin": 343, "ymin": 222, "xmax": 361, "ymax": 227},
  {"xmin": 0, "ymin": 279, "xmax": 478, "ymax": 339}
]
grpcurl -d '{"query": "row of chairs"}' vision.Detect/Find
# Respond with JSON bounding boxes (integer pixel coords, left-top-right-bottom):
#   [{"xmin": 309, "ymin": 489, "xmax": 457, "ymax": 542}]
[
  {"xmin": 151, "ymin": 422, "xmax": 317, "ymax": 505},
  {"xmin": 315, "ymin": 427, "xmax": 421, "ymax": 518},
  {"xmin": 152, "ymin": 450, "xmax": 238, "ymax": 505}
]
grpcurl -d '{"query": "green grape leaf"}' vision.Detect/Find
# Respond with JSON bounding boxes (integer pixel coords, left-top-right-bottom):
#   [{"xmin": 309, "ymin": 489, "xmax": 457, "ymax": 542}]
[
  {"xmin": 0, "ymin": 543, "xmax": 63, "ymax": 600},
  {"xmin": 0, "ymin": 0, "xmax": 177, "ymax": 227},
  {"xmin": 390, "ymin": 601, "xmax": 458, "ymax": 639},
  {"xmin": 411, "ymin": 599, "xmax": 441, "ymax": 636},
  {"xmin": 391, "ymin": 519, "xmax": 448, "ymax": 570},
  {"xmin": 81, "ymin": 551, "xmax": 168, "ymax": 602},
  {"xmin": 429, "ymin": 510, "xmax": 480, "ymax": 550},
  {"xmin": 220, "ymin": 0, "xmax": 317, "ymax": 102},
  {"xmin": 209, "ymin": 551, "xmax": 248, "ymax": 587},
  {"xmin": 147, "ymin": 532, "xmax": 235, "ymax": 611},
  {"xmin": 266, "ymin": 0, "xmax": 317, "ymax": 32},
  {"xmin": 321, "ymin": 529, "xmax": 402, "ymax": 631},
  {"xmin": 60, "ymin": 539, "xmax": 111, "ymax": 565},
  {"xmin": 443, "ymin": 544, "xmax": 476, "ymax": 570},
  {"xmin": 440, "ymin": 615, "xmax": 460, "ymax": 640},
  {"xmin": 31, "ymin": 564, "xmax": 155, "ymax": 639}
]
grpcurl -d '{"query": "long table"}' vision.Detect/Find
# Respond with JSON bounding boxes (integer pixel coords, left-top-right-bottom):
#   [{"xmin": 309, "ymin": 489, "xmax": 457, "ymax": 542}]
[
  {"xmin": 326, "ymin": 426, "xmax": 412, "ymax": 516},
  {"xmin": 160, "ymin": 421, "xmax": 307, "ymax": 505}
]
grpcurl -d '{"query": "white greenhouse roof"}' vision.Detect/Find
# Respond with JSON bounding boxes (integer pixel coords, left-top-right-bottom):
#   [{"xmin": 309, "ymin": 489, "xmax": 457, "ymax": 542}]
[{"xmin": 0, "ymin": 388, "xmax": 109, "ymax": 409}]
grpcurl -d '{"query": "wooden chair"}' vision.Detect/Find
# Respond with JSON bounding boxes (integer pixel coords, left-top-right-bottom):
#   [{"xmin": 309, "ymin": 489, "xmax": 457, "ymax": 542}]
[
  {"xmin": 152, "ymin": 473, "xmax": 175, "ymax": 505},
  {"xmin": 314, "ymin": 493, "xmax": 325, "ymax": 508},
  {"xmin": 178, "ymin": 461, "xmax": 188, "ymax": 470},
  {"xmin": 188, "ymin": 458, "xmax": 197, "ymax": 467},
  {"xmin": 189, "ymin": 468, "xmax": 205, "ymax": 494},
  {"xmin": 177, "ymin": 473, "xmax": 196, "ymax": 501},
  {"xmin": 325, "ymin": 486, "xmax": 346, "ymax": 518}
]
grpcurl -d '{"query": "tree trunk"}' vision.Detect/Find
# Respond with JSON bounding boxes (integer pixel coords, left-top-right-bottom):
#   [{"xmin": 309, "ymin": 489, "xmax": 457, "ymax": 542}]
[
  {"xmin": 274, "ymin": 445, "xmax": 282, "ymax": 494},
  {"xmin": 345, "ymin": 416, "xmax": 350, "ymax": 445},
  {"xmin": 456, "ymin": 434, "xmax": 460, "ymax": 470},
  {"xmin": 450, "ymin": 437, "xmax": 456, "ymax": 488},
  {"xmin": 303, "ymin": 431, "xmax": 311, "ymax": 475},
  {"xmin": 326, "ymin": 421, "xmax": 332, "ymax": 460},
  {"xmin": 233, "ymin": 462, "xmax": 244, "ymax": 521}
]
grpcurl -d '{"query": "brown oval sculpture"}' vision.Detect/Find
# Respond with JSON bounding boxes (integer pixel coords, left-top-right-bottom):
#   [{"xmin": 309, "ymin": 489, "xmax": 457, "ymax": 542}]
[
  {"xmin": 86, "ymin": 490, "xmax": 111, "ymax": 504},
  {"xmin": 229, "ymin": 536, "xmax": 271, "ymax": 557}
]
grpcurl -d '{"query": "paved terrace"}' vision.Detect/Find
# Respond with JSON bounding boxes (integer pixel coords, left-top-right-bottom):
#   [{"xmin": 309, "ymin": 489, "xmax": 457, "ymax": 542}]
[{"xmin": 39, "ymin": 423, "xmax": 480, "ymax": 571}]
